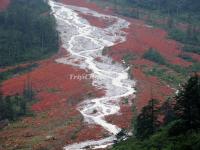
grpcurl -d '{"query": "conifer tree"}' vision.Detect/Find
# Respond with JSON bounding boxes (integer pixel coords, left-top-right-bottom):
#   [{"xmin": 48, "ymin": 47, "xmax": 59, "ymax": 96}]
[
  {"xmin": 175, "ymin": 73, "xmax": 200, "ymax": 131},
  {"xmin": 161, "ymin": 98, "xmax": 176, "ymax": 125},
  {"xmin": 135, "ymin": 99, "xmax": 161, "ymax": 139}
]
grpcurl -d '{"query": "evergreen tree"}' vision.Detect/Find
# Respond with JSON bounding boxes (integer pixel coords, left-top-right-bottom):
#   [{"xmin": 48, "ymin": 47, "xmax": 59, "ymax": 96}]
[
  {"xmin": 0, "ymin": 84, "xmax": 33, "ymax": 121},
  {"xmin": 167, "ymin": 16, "xmax": 174, "ymax": 29},
  {"xmin": 3, "ymin": 96, "xmax": 14, "ymax": 120},
  {"xmin": 0, "ymin": 0, "xmax": 59, "ymax": 67},
  {"xmin": 161, "ymin": 98, "xmax": 176, "ymax": 125},
  {"xmin": 174, "ymin": 73, "xmax": 200, "ymax": 131},
  {"xmin": 135, "ymin": 99, "xmax": 161, "ymax": 139}
]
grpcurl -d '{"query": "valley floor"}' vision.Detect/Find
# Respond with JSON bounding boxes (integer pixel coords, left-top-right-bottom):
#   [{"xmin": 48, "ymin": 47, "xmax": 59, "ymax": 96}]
[{"xmin": 0, "ymin": 0, "xmax": 200, "ymax": 150}]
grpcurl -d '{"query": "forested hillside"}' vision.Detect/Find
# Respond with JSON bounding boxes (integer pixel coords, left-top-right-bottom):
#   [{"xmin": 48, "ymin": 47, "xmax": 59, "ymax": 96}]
[
  {"xmin": 104, "ymin": 0, "xmax": 200, "ymax": 17},
  {"xmin": 0, "ymin": 0, "xmax": 59, "ymax": 67},
  {"xmin": 128, "ymin": 0, "xmax": 199, "ymax": 13},
  {"xmin": 92, "ymin": 0, "xmax": 200, "ymax": 71},
  {"xmin": 112, "ymin": 74, "xmax": 200, "ymax": 150}
]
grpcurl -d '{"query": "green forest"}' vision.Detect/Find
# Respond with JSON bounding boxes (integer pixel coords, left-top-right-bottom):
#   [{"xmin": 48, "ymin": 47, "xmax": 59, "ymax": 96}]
[
  {"xmin": 0, "ymin": 78, "xmax": 35, "ymax": 122},
  {"xmin": 0, "ymin": 92, "xmax": 34, "ymax": 122},
  {"xmin": 112, "ymin": 74, "xmax": 200, "ymax": 150},
  {"xmin": 101, "ymin": 0, "xmax": 200, "ymax": 18},
  {"xmin": 0, "ymin": 0, "xmax": 59, "ymax": 67}
]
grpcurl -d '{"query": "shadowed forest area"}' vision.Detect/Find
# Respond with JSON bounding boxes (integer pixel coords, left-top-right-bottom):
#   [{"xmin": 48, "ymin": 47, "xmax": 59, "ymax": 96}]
[
  {"xmin": 0, "ymin": 0, "xmax": 59, "ymax": 67},
  {"xmin": 112, "ymin": 74, "xmax": 200, "ymax": 150}
]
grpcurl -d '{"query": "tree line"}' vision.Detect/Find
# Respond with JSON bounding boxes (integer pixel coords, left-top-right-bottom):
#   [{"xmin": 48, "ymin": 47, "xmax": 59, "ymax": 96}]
[
  {"xmin": 101, "ymin": 0, "xmax": 200, "ymax": 55},
  {"xmin": 112, "ymin": 0, "xmax": 200, "ymax": 17},
  {"xmin": 113, "ymin": 73, "xmax": 200, "ymax": 150},
  {"xmin": 136, "ymin": 73, "xmax": 200, "ymax": 138},
  {"xmin": 0, "ymin": 0, "xmax": 59, "ymax": 67},
  {"xmin": 0, "ymin": 76, "xmax": 34, "ymax": 122}
]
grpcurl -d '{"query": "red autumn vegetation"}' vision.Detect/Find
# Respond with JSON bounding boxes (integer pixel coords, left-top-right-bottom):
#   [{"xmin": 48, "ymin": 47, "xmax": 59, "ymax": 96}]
[
  {"xmin": 1, "ymin": 0, "xmax": 200, "ymax": 149},
  {"xmin": 56, "ymin": 0, "xmax": 197, "ymax": 135},
  {"xmin": 68, "ymin": 0, "xmax": 186, "ymax": 130},
  {"xmin": 109, "ymin": 18, "xmax": 192, "ymax": 67},
  {"xmin": 106, "ymin": 105, "xmax": 133, "ymax": 129},
  {"xmin": 0, "ymin": 47, "xmax": 106, "ymax": 149},
  {"xmin": 60, "ymin": 0, "xmax": 112, "ymax": 14},
  {"xmin": 79, "ymin": 13, "xmax": 117, "ymax": 28},
  {"xmin": 132, "ymin": 68, "xmax": 173, "ymax": 111}
]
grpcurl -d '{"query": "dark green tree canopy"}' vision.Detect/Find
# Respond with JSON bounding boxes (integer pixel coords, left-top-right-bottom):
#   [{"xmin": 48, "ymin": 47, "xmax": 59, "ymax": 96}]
[
  {"xmin": 175, "ymin": 73, "xmax": 200, "ymax": 131},
  {"xmin": 0, "ymin": 0, "xmax": 59, "ymax": 67},
  {"xmin": 135, "ymin": 99, "xmax": 161, "ymax": 139}
]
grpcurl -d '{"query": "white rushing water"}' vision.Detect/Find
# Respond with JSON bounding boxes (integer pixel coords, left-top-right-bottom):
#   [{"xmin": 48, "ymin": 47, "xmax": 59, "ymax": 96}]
[{"xmin": 49, "ymin": 0, "xmax": 136, "ymax": 149}]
